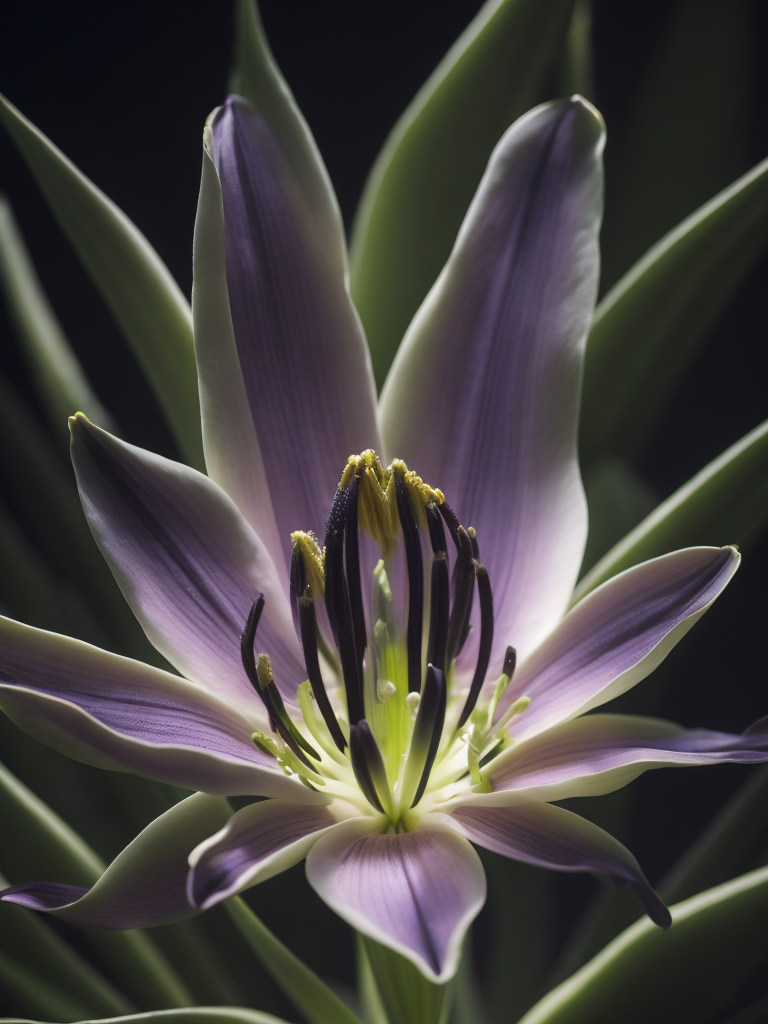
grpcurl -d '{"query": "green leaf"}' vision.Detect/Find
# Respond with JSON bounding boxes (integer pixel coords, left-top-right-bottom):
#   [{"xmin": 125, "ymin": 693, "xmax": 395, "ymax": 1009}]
[
  {"xmin": 359, "ymin": 936, "xmax": 450, "ymax": 1024},
  {"xmin": 574, "ymin": 417, "xmax": 768, "ymax": 601},
  {"xmin": 0, "ymin": 1011, "xmax": 291, "ymax": 1024},
  {"xmin": 0, "ymin": 93, "xmax": 204, "ymax": 469},
  {"xmin": 659, "ymin": 765, "xmax": 768, "ymax": 906},
  {"xmin": 0, "ymin": 758, "xmax": 105, "ymax": 884},
  {"xmin": 348, "ymin": 0, "xmax": 576, "ymax": 387},
  {"xmin": 0, "ymin": 892, "xmax": 132, "ymax": 1019},
  {"xmin": 581, "ymin": 152, "xmax": 768, "ymax": 468},
  {"xmin": 559, "ymin": 0, "xmax": 594, "ymax": 101},
  {"xmin": 0, "ymin": 195, "xmax": 115, "ymax": 437},
  {"xmin": 552, "ymin": 768, "xmax": 768, "ymax": 981},
  {"xmin": 0, "ymin": 761, "xmax": 193, "ymax": 1011},
  {"xmin": 580, "ymin": 460, "xmax": 658, "ymax": 576},
  {"xmin": 518, "ymin": 865, "xmax": 768, "ymax": 1024},
  {"xmin": 228, "ymin": 0, "xmax": 352, "ymax": 284},
  {"xmin": 0, "ymin": 375, "xmax": 156, "ymax": 660},
  {"xmin": 598, "ymin": 0, "xmax": 755, "ymax": 291},
  {"xmin": 226, "ymin": 896, "xmax": 363, "ymax": 1024},
  {"xmin": 0, "ymin": 497, "xmax": 104, "ymax": 642},
  {"xmin": 0, "ymin": 949, "xmax": 94, "ymax": 1023}
]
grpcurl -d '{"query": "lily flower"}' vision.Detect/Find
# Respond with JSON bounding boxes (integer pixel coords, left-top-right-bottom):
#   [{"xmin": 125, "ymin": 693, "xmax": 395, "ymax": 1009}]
[{"xmin": 2, "ymin": 93, "xmax": 767, "ymax": 983}]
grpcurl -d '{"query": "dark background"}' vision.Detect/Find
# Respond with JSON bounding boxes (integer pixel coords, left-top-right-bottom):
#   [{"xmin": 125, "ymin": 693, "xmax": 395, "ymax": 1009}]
[{"xmin": 1, "ymin": 1, "xmax": 767, "ymax": 1018}]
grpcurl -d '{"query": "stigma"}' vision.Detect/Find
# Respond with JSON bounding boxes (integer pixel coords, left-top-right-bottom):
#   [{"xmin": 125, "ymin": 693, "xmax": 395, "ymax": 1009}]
[{"xmin": 240, "ymin": 452, "xmax": 529, "ymax": 824}]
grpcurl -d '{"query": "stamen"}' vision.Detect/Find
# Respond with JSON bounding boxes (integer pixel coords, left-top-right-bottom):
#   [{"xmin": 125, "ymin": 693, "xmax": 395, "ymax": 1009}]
[
  {"xmin": 425, "ymin": 501, "xmax": 447, "ymax": 554},
  {"xmin": 503, "ymin": 645, "xmax": 517, "ymax": 678},
  {"xmin": 457, "ymin": 562, "xmax": 494, "ymax": 727},
  {"xmin": 395, "ymin": 469, "xmax": 424, "ymax": 693},
  {"xmin": 297, "ymin": 595, "xmax": 347, "ymax": 751},
  {"xmin": 427, "ymin": 552, "xmax": 450, "ymax": 673},
  {"xmin": 408, "ymin": 664, "xmax": 447, "ymax": 808},
  {"xmin": 446, "ymin": 527, "xmax": 475, "ymax": 664},
  {"xmin": 344, "ymin": 474, "xmax": 368, "ymax": 678},
  {"xmin": 437, "ymin": 500, "xmax": 461, "ymax": 549},
  {"xmin": 240, "ymin": 598, "xmax": 318, "ymax": 768},
  {"xmin": 324, "ymin": 489, "xmax": 365, "ymax": 724},
  {"xmin": 487, "ymin": 646, "xmax": 517, "ymax": 722},
  {"xmin": 349, "ymin": 721, "xmax": 389, "ymax": 814},
  {"xmin": 425, "ymin": 503, "xmax": 449, "ymax": 673}
]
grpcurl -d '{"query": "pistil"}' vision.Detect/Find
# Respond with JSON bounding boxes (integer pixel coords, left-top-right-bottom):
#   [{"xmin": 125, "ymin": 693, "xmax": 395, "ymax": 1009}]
[{"xmin": 241, "ymin": 451, "xmax": 529, "ymax": 825}]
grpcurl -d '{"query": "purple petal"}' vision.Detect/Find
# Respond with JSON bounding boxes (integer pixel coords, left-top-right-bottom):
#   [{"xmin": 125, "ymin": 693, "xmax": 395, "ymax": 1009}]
[
  {"xmin": 497, "ymin": 546, "xmax": 740, "ymax": 740},
  {"xmin": 486, "ymin": 713, "xmax": 768, "ymax": 800},
  {"xmin": 305, "ymin": 818, "xmax": 486, "ymax": 981},
  {"xmin": 448, "ymin": 799, "xmax": 670, "ymax": 927},
  {"xmin": 0, "ymin": 615, "xmax": 311, "ymax": 799},
  {"xmin": 380, "ymin": 97, "xmax": 604, "ymax": 671},
  {"xmin": 209, "ymin": 96, "xmax": 381, "ymax": 564},
  {"xmin": 70, "ymin": 416, "xmax": 305, "ymax": 708},
  {"xmin": 1, "ymin": 793, "xmax": 231, "ymax": 927},
  {"xmin": 188, "ymin": 798, "xmax": 340, "ymax": 909},
  {"xmin": 193, "ymin": 132, "xmax": 285, "ymax": 575}
]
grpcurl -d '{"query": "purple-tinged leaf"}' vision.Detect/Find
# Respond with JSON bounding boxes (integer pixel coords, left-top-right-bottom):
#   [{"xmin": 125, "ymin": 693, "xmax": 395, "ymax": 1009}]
[{"xmin": 1, "ymin": 793, "xmax": 231, "ymax": 928}]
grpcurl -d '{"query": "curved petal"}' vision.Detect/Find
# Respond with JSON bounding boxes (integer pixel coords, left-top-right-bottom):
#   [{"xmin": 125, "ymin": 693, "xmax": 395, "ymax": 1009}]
[
  {"xmin": 380, "ymin": 97, "xmax": 605, "ymax": 668},
  {"xmin": 188, "ymin": 798, "xmax": 342, "ymax": 909},
  {"xmin": 0, "ymin": 616, "xmax": 312, "ymax": 799},
  {"xmin": 1, "ymin": 793, "xmax": 231, "ymax": 927},
  {"xmin": 305, "ymin": 817, "xmax": 486, "ymax": 982},
  {"xmin": 497, "ymin": 546, "xmax": 740, "ymax": 740},
  {"xmin": 485, "ymin": 713, "xmax": 768, "ymax": 801},
  {"xmin": 209, "ymin": 96, "xmax": 381, "ymax": 564},
  {"xmin": 70, "ymin": 415, "xmax": 304, "ymax": 708},
  {"xmin": 192, "ymin": 133, "xmax": 285, "ymax": 576},
  {"xmin": 446, "ymin": 799, "xmax": 669, "ymax": 927}
]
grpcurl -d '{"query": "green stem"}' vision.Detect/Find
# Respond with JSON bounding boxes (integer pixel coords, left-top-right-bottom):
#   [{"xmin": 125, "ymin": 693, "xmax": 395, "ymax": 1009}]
[{"xmin": 226, "ymin": 896, "xmax": 363, "ymax": 1024}]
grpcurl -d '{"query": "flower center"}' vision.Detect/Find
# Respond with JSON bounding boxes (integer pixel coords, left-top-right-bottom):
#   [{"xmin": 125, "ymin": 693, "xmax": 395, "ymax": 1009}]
[{"xmin": 240, "ymin": 451, "xmax": 530, "ymax": 826}]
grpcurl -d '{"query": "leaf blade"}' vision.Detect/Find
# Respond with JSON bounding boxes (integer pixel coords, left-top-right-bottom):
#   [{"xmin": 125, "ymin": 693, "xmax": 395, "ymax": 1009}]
[
  {"xmin": 0, "ymin": 93, "xmax": 203, "ymax": 468},
  {"xmin": 518, "ymin": 865, "xmax": 768, "ymax": 1024},
  {"xmin": 349, "ymin": 0, "xmax": 576, "ymax": 387},
  {"xmin": 575, "ymin": 417, "xmax": 768, "ymax": 601},
  {"xmin": 580, "ymin": 153, "xmax": 768, "ymax": 468}
]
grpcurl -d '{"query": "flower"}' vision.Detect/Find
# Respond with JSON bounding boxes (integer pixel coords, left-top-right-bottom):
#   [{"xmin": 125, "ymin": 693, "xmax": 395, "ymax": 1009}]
[{"xmin": 1, "ymin": 92, "xmax": 767, "ymax": 984}]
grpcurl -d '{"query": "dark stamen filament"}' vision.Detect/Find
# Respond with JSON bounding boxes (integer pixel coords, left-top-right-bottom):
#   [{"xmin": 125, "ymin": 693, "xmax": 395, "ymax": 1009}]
[
  {"xmin": 503, "ymin": 646, "xmax": 517, "ymax": 680},
  {"xmin": 395, "ymin": 472, "xmax": 424, "ymax": 693},
  {"xmin": 457, "ymin": 562, "xmax": 494, "ymax": 727},
  {"xmin": 324, "ymin": 489, "xmax": 365, "ymax": 724},
  {"xmin": 297, "ymin": 594, "xmax": 347, "ymax": 751},
  {"xmin": 446, "ymin": 527, "xmax": 475, "ymax": 664},
  {"xmin": 349, "ymin": 721, "xmax": 387, "ymax": 813},
  {"xmin": 411, "ymin": 664, "xmax": 447, "ymax": 807},
  {"xmin": 241, "ymin": 598, "xmax": 318, "ymax": 768},
  {"xmin": 344, "ymin": 474, "xmax": 368, "ymax": 682}
]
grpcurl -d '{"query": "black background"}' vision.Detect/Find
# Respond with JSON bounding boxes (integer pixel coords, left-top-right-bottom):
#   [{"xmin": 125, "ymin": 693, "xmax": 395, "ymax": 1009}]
[{"xmin": 1, "ymin": 1, "xmax": 767, "ymax": 1017}]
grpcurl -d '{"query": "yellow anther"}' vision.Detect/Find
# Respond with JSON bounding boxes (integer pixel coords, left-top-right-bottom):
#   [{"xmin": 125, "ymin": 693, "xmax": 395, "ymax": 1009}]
[
  {"xmin": 256, "ymin": 653, "xmax": 274, "ymax": 691},
  {"xmin": 291, "ymin": 530, "xmax": 325, "ymax": 599}
]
